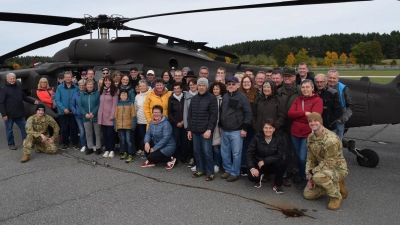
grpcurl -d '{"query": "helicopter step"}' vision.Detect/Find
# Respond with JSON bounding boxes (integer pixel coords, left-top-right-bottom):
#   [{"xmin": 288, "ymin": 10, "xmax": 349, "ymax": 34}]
[{"xmin": 346, "ymin": 139, "xmax": 379, "ymax": 168}]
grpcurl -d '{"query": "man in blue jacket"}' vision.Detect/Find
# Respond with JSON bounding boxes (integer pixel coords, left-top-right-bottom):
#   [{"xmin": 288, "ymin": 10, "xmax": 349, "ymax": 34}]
[
  {"xmin": 55, "ymin": 71, "xmax": 79, "ymax": 150},
  {"xmin": 0, "ymin": 73, "xmax": 38, "ymax": 150},
  {"xmin": 220, "ymin": 77, "xmax": 252, "ymax": 182}
]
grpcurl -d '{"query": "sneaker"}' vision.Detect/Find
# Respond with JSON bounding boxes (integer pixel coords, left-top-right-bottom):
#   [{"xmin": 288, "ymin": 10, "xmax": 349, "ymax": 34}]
[
  {"xmin": 140, "ymin": 160, "xmax": 155, "ymax": 168},
  {"xmin": 240, "ymin": 167, "xmax": 248, "ymax": 177},
  {"xmin": 120, "ymin": 152, "xmax": 128, "ymax": 160},
  {"xmin": 190, "ymin": 166, "xmax": 196, "ymax": 172},
  {"xmin": 214, "ymin": 165, "xmax": 220, "ymax": 174},
  {"xmin": 103, "ymin": 151, "xmax": 110, "ymax": 158},
  {"xmin": 125, "ymin": 155, "xmax": 134, "ymax": 163},
  {"xmin": 165, "ymin": 157, "xmax": 176, "ymax": 170},
  {"xmin": 221, "ymin": 172, "xmax": 230, "ymax": 179},
  {"xmin": 61, "ymin": 145, "xmax": 69, "ymax": 150},
  {"xmin": 109, "ymin": 151, "xmax": 115, "ymax": 158},
  {"xmin": 136, "ymin": 150, "xmax": 144, "ymax": 155},
  {"xmin": 73, "ymin": 145, "xmax": 80, "ymax": 150},
  {"xmin": 187, "ymin": 158, "xmax": 194, "ymax": 167},
  {"xmin": 80, "ymin": 146, "xmax": 86, "ymax": 152},
  {"xmin": 273, "ymin": 185, "xmax": 284, "ymax": 194},
  {"xmin": 95, "ymin": 148, "xmax": 102, "ymax": 155}
]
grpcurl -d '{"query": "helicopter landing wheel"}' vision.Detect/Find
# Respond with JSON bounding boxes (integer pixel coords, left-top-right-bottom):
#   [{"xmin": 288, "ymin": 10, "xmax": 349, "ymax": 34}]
[{"xmin": 356, "ymin": 149, "xmax": 379, "ymax": 168}]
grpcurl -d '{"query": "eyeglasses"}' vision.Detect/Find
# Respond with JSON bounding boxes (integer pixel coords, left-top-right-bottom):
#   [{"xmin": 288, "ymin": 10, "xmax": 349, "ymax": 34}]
[
  {"xmin": 103, "ymin": 72, "xmax": 109, "ymax": 75},
  {"xmin": 227, "ymin": 83, "xmax": 237, "ymax": 86}
]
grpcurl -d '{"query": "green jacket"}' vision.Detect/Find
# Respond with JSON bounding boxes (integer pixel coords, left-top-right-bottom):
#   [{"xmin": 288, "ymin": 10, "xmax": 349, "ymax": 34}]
[
  {"xmin": 277, "ymin": 85, "xmax": 301, "ymax": 132},
  {"xmin": 25, "ymin": 114, "xmax": 60, "ymax": 141},
  {"xmin": 80, "ymin": 90, "xmax": 100, "ymax": 123}
]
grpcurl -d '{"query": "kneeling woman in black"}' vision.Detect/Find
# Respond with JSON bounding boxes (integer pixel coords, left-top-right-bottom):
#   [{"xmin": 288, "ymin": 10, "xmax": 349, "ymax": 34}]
[{"xmin": 246, "ymin": 119, "xmax": 287, "ymax": 194}]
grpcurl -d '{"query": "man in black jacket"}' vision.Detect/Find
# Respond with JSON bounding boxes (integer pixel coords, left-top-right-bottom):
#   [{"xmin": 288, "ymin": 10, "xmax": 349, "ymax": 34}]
[
  {"xmin": 314, "ymin": 74, "xmax": 343, "ymax": 131},
  {"xmin": 220, "ymin": 76, "xmax": 252, "ymax": 182},
  {"xmin": 0, "ymin": 73, "xmax": 38, "ymax": 150},
  {"xmin": 187, "ymin": 78, "xmax": 218, "ymax": 181},
  {"xmin": 296, "ymin": 62, "xmax": 314, "ymax": 85}
]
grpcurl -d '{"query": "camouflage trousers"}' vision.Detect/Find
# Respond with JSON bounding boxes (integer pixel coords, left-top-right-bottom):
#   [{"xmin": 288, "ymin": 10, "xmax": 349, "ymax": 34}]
[
  {"xmin": 23, "ymin": 134, "xmax": 58, "ymax": 156},
  {"xmin": 303, "ymin": 169, "xmax": 341, "ymax": 199}
]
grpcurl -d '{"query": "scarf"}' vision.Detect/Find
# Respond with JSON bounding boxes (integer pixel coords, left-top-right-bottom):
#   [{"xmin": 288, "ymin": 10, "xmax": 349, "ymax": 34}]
[
  {"xmin": 173, "ymin": 93, "xmax": 183, "ymax": 101},
  {"xmin": 283, "ymin": 82, "xmax": 296, "ymax": 95},
  {"xmin": 154, "ymin": 88, "xmax": 165, "ymax": 97},
  {"xmin": 152, "ymin": 117, "xmax": 162, "ymax": 125},
  {"xmin": 188, "ymin": 90, "xmax": 197, "ymax": 96}
]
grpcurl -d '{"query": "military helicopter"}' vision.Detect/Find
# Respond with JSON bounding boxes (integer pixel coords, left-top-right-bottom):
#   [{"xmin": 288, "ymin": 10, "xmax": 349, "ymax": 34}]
[{"xmin": 0, "ymin": 0, "xmax": 398, "ymax": 167}]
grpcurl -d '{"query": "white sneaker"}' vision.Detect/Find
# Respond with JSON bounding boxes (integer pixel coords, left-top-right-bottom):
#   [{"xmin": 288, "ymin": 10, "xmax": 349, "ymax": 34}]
[
  {"xmin": 214, "ymin": 165, "xmax": 220, "ymax": 173},
  {"xmin": 191, "ymin": 166, "xmax": 196, "ymax": 172},
  {"xmin": 109, "ymin": 151, "xmax": 115, "ymax": 158},
  {"xmin": 80, "ymin": 146, "xmax": 86, "ymax": 152},
  {"xmin": 103, "ymin": 151, "xmax": 110, "ymax": 158}
]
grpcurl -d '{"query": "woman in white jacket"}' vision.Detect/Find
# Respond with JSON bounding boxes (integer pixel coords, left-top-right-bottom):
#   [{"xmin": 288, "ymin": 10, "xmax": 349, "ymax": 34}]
[{"xmin": 134, "ymin": 80, "xmax": 152, "ymax": 155}]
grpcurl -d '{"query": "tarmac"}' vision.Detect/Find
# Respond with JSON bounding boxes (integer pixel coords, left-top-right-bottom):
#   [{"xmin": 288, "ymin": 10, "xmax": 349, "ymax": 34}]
[{"xmin": 0, "ymin": 121, "xmax": 399, "ymax": 225}]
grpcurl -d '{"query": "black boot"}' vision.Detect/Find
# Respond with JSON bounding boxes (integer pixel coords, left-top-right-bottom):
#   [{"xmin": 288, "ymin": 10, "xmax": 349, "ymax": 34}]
[
  {"xmin": 95, "ymin": 148, "xmax": 102, "ymax": 155},
  {"xmin": 85, "ymin": 148, "xmax": 94, "ymax": 155}
]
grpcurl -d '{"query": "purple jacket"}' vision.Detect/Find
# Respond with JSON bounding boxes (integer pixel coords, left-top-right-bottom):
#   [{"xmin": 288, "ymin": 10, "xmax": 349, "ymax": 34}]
[{"xmin": 98, "ymin": 89, "xmax": 119, "ymax": 126}]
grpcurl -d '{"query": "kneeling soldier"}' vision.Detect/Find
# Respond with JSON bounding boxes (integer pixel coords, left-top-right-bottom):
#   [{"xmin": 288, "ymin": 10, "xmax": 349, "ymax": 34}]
[
  {"xmin": 21, "ymin": 104, "xmax": 60, "ymax": 163},
  {"xmin": 304, "ymin": 112, "xmax": 348, "ymax": 210}
]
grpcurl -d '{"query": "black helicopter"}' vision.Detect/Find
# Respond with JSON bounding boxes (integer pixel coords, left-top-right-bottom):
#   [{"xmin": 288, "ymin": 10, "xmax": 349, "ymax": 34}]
[{"xmin": 0, "ymin": 0, "xmax": 398, "ymax": 167}]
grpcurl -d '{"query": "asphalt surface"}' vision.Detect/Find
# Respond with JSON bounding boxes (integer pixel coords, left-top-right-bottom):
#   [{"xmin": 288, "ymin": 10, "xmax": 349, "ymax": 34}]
[{"xmin": 0, "ymin": 121, "xmax": 399, "ymax": 225}]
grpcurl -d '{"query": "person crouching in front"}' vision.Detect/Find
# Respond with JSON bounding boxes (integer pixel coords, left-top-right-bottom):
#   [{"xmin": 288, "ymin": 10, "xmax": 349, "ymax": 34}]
[
  {"xmin": 246, "ymin": 119, "xmax": 287, "ymax": 194},
  {"xmin": 141, "ymin": 105, "xmax": 176, "ymax": 169}
]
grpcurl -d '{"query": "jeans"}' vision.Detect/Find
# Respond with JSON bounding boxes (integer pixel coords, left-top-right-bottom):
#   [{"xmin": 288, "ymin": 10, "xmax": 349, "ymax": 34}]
[
  {"xmin": 192, "ymin": 132, "xmax": 214, "ymax": 175},
  {"xmin": 136, "ymin": 124, "xmax": 147, "ymax": 150},
  {"xmin": 291, "ymin": 135, "xmax": 308, "ymax": 179},
  {"xmin": 334, "ymin": 121, "xmax": 345, "ymax": 141},
  {"xmin": 4, "ymin": 117, "xmax": 27, "ymax": 146},
  {"xmin": 75, "ymin": 116, "xmax": 86, "ymax": 147},
  {"xmin": 213, "ymin": 145, "xmax": 221, "ymax": 167},
  {"xmin": 221, "ymin": 130, "xmax": 243, "ymax": 177},
  {"xmin": 241, "ymin": 127, "xmax": 255, "ymax": 167},
  {"xmin": 59, "ymin": 115, "xmax": 78, "ymax": 146},
  {"xmin": 172, "ymin": 125, "xmax": 188, "ymax": 161},
  {"xmin": 119, "ymin": 129, "xmax": 136, "ymax": 155},
  {"xmin": 101, "ymin": 125, "xmax": 116, "ymax": 152}
]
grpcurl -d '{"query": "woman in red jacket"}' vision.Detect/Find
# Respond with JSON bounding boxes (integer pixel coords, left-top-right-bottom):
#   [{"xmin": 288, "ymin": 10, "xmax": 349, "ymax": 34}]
[
  {"xmin": 36, "ymin": 78, "xmax": 54, "ymax": 109},
  {"xmin": 288, "ymin": 79, "xmax": 323, "ymax": 188}
]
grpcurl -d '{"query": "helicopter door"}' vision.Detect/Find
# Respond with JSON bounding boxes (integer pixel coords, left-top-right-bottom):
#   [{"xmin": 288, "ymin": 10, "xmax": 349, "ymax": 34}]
[
  {"xmin": 345, "ymin": 78, "xmax": 371, "ymax": 128},
  {"xmin": 169, "ymin": 58, "xmax": 178, "ymax": 69}
]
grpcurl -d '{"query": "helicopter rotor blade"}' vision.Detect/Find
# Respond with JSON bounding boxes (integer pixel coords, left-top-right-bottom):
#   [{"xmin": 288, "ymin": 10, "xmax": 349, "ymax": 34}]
[
  {"xmin": 0, "ymin": 26, "xmax": 90, "ymax": 64},
  {"xmin": 0, "ymin": 12, "xmax": 84, "ymax": 26},
  {"xmin": 120, "ymin": 0, "xmax": 370, "ymax": 23},
  {"xmin": 122, "ymin": 25, "xmax": 238, "ymax": 59}
]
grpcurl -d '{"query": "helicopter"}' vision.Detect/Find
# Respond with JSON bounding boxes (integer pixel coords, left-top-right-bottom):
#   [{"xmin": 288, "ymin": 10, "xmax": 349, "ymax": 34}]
[{"xmin": 0, "ymin": 0, "xmax": 398, "ymax": 167}]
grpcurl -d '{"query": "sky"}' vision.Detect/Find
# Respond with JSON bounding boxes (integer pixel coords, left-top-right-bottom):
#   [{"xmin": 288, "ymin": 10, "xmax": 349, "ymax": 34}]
[{"xmin": 0, "ymin": 0, "xmax": 397, "ymax": 58}]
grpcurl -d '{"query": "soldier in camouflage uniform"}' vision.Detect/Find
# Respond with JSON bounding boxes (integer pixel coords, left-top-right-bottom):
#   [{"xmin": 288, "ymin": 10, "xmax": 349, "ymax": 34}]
[
  {"xmin": 21, "ymin": 104, "xmax": 60, "ymax": 163},
  {"xmin": 303, "ymin": 112, "xmax": 348, "ymax": 210}
]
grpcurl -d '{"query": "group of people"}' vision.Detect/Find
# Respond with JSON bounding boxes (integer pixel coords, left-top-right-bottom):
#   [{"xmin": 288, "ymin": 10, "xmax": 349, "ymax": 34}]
[{"xmin": 0, "ymin": 62, "xmax": 353, "ymax": 210}]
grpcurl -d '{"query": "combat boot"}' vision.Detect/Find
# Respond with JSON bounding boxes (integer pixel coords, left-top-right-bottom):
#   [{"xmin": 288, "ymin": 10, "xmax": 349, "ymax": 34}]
[
  {"xmin": 339, "ymin": 180, "xmax": 348, "ymax": 199},
  {"xmin": 327, "ymin": 196, "xmax": 343, "ymax": 210},
  {"xmin": 21, "ymin": 155, "xmax": 30, "ymax": 163}
]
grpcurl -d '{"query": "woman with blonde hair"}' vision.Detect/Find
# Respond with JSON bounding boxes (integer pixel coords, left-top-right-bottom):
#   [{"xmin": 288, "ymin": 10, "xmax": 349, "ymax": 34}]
[{"xmin": 36, "ymin": 78, "xmax": 54, "ymax": 109}]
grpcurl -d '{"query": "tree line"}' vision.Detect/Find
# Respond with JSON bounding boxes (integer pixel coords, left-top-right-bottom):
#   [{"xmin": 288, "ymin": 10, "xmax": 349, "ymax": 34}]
[
  {"xmin": 3, "ymin": 56, "xmax": 53, "ymax": 69},
  {"xmin": 218, "ymin": 31, "xmax": 400, "ymax": 63}
]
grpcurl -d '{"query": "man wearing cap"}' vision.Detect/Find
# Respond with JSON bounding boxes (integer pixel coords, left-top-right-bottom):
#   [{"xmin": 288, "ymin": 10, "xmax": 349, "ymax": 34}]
[
  {"xmin": 187, "ymin": 78, "xmax": 218, "ymax": 180},
  {"xmin": 314, "ymin": 74, "xmax": 343, "ymax": 131},
  {"xmin": 182, "ymin": 67, "xmax": 190, "ymax": 77},
  {"xmin": 80, "ymin": 71, "xmax": 88, "ymax": 80},
  {"xmin": 21, "ymin": 104, "xmax": 60, "ymax": 163},
  {"xmin": 184, "ymin": 71, "xmax": 197, "ymax": 82},
  {"xmin": 220, "ymin": 76, "xmax": 252, "ymax": 182},
  {"xmin": 304, "ymin": 112, "xmax": 348, "ymax": 210},
  {"xmin": 146, "ymin": 70, "xmax": 156, "ymax": 88},
  {"xmin": 130, "ymin": 67, "xmax": 140, "ymax": 89},
  {"xmin": 0, "ymin": 73, "xmax": 39, "ymax": 150},
  {"xmin": 170, "ymin": 67, "xmax": 176, "ymax": 77},
  {"xmin": 296, "ymin": 62, "xmax": 314, "ymax": 85},
  {"xmin": 277, "ymin": 68, "xmax": 301, "ymax": 186},
  {"xmin": 102, "ymin": 68, "xmax": 110, "ymax": 78}
]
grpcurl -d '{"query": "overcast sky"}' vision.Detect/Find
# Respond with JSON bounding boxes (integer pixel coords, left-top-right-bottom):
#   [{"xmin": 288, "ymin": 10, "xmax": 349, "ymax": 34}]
[{"xmin": 0, "ymin": 0, "xmax": 397, "ymax": 58}]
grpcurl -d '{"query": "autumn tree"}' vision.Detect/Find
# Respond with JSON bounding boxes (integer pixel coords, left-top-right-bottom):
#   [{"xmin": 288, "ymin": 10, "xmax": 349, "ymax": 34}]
[
  {"xmin": 272, "ymin": 44, "xmax": 291, "ymax": 67},
  {"xmin": 285, "ymin": 53, "xmax": 296, "ymax": 67},
  {"xmin": 310, "ymin": 57, "xmax": 317, "ymax": 67},
  {"xmin": 323, "ymin": 51, "xmax": 339, "ymax": 66},
  {"xmin": 351, "ymin": 41, "xmax": 384, "ymax": 67},
  {"xmin": 225, "ymin": 57, "xmax": 231, "ymax": 64},
  {"xmin": 340, "ymin": 53, "xmax": 348, "ymax": 66},
  {"xmin": 12, "ymin": 63, "xmax": 20, "ymax": 70},
  {"xmin": 349, "ymin": 53, "xmax": 357, "ymax": 65},
  {"xmin": 295, "ymin": 48, "xmax": 310, "ymax": 65}
]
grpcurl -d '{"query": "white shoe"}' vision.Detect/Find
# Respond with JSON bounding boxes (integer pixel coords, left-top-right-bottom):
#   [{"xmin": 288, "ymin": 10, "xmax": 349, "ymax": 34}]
[
  {"xmin": 191, "ymin": 166, "xmax": 196, "ymax": 172},
  {"xmin": 103, "ymin": 151, "xmax": 110, "ymax": 158},
  {"xmin": 109, "ymin": 151, "xmax": 115, "ymax": 158},
  {"xmin": 214, "ymin": 165, "xmax": 220, "ymax": 173},
  {"xmin": 80, "ymin": 146, "xmax": 86, "ymax": 152}
]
